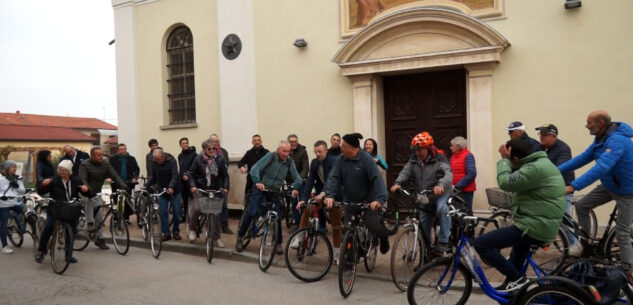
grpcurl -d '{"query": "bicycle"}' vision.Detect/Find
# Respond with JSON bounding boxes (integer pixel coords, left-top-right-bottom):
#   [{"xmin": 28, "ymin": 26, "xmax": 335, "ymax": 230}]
[
  {"xmin": 390, "ymin": 186, "xmax": 467, "ymax": 291},
  {"xmin": 195, "ymin": 188, "xmax": 223, "ymax": 263},
  {"xmin": 4, "ymin": 189, "xmax": 38, "ymax": 248},
  {"xmin": 285, "ymin": 198, "xmax": 334, "ymax": 282},
  {"xmin": 280, "ymin": 181, "xmax": 297, "ymax": 229},
  {"xmin": 406, "ymin": 203, "xmax": 566, "ymax": 305},
  {"xmin": 146, "ymin": 189, "xmax": 168, "ymax": 259},
  {"xmin": 338, "ymin": 201, "xmax": 380, "ymax": 298},
  {"xmin": 37, "ymin": 197, "xmax": 82, "ymax": 275}
]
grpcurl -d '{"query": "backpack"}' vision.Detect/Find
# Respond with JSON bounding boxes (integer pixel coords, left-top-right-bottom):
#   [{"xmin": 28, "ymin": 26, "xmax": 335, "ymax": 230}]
[
  {"xmin": 260, "ymin": 152, "xmax": 292, "ymax": 180},
  {"xmin": 563, "ymin": 259, "xmax": 628, "ymax": 305}
]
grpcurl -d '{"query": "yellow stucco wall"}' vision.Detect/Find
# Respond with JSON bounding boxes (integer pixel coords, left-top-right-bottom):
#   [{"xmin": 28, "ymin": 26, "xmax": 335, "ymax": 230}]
[{"xmin": 133, "ymin": 0, "xmax": 220, "ymax": 159}]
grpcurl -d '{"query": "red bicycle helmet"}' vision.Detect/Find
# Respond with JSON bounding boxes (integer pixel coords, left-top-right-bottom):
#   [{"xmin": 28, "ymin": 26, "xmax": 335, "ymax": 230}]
[{"xmin": 411, "ymin": 132, "xmax": 434, "ymax": 148}]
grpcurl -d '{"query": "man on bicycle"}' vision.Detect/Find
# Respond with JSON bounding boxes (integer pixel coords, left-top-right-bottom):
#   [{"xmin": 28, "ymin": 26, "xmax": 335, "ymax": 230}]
[
  {"xmin": 294, "ymin": 140, "xmax": 342, "ymax": 261},
  {"xmin": 320, "ymin": 133, "xmax": 391, "ymax": 254},
  {"xmin": 474, "ymin": 138, "xmax": 566, "ymax": 292},
  {"xmin": 79, "ymin": 147, "xmax": 128, "ymax": 250},
  {"xmin": 236, "ymin": 141, "xmax": 301, "ymax": 255},
  {"xmin": 145, "ymin": 148, "xmax": 182, "ymax": 242},
  {"xmin": 559, "ymin": 110, "xmax": 633, "ymax": 270},
  {"xmin": 390, "ymin": 131, "xmax": 454, "ymax": 254}
]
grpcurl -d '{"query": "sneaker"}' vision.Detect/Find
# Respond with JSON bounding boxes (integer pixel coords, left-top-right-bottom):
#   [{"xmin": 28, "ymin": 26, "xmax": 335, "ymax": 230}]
[
  {"xmin": 221, "ymin": 227, "xmax": 234, "ymax": 235},
  {"xmin": 94, "ymin": 239, "xmax": 109, "ymax": 250},
  {"xmin": 435, "ymin": 243, "xmax": 451, "ymax": 255},
  {"xmin": 275, "ymin": 245, "xmax": 283, "ymax": 255},
  {"xmin": 35, "ymin": 251, "xmax": 44, "ymax": 263},
  {"xmin": 290, "ymin": 232, "xmax": 305, "ymax": 249},
  {"xmin": 380, "ymin": 238, "xmax": 390, "ymax": 254},
  {"xmin": 236, "ymin": 237, "xmax": 244, "ymax": 252},
  {"xmin": 1, "ymin": 246, "xmax": 14, "ymax": 254},
  {"xmin": 68, "ymin": 257, "xmax": 78, "ymax": 264},
  {"xmin": 215, "ymin": 239, "xmax": 226, "ymax": 248},
  {"xmin": 161, "ymin": 235, "xmax": 172, "ymax": 242},
  {"xmin": 188, "ymin": 230, "xmax": 196, "ymax": 242},
  {"xmin": 333, "ymin": 248, "xmax": 340, "ymax": 266},
  {"xmin": 173, "ymin": 233, "xmax": 182, "ymax": 241},
  {"xmin": 497, "ymin": 276, "xmax": 529, "ymax": 292},
  {"xmin": 568, "ymin": 243, "xmax": 583, "ymax": 257}
]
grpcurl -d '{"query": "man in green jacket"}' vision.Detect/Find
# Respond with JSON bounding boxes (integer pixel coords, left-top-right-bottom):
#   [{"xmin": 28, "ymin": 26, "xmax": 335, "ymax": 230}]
[{"xmin": 474, "ymin": 138, "xmax": 566, "ymax": 292}]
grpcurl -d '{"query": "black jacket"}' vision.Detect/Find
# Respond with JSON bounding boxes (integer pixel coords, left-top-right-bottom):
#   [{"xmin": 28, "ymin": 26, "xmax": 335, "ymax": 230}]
[
  {"xmin": 327, "ymin": 146, "xmax": 342, "ymax": 158},
  {"xmin": 521, "ymin": 133, "xmax": 543, "ymax": 153},
  {"xmin": 178, "ymin": 146, "xmax": 197, "ymax": 178},
  {"xmin": 324, "ymin": 150, "xmax": 388, "ymax": 204},
  {"xmin": 35, "ymin": 161, "xmax": 55, "ymax": 187},
  {"xmin": 37, "ymin": 175, "xmax": 88, "ymax": 203},
  {"xmin": 290, "ymin": 144, "xmax": 310, "ymax": 179},
  {"xmin": 544, "ymin": 139, "xmax": 576, "ymax": 186},
  {"xmin": 237, "ymin": 146, "xmax": 270, "ymax": 191},
  {"xmin": 188, "ymin": 153, "xmax": 230, "ymax": 190},
  {"xmin": 300, "ymin": 154, "xmax": 338, "ymax": 201},
  {"xmin": 145, "ymin": 155, "xmax": 181, "ymax": 194},
  {"xmin": 61, "ymin": 149, "xmax": 90, "ymax": 177},
  {"xmin": 109, "ymin": 153, "xmax": 140, "ymax": 183}
]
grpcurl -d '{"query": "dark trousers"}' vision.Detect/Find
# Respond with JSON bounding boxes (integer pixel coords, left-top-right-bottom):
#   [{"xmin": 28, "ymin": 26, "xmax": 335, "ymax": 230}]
[
  {"xmin": 238, "ymin": 186, "xmax": 282, "ymax": 245},
  {"xmin": 363, "ymin": 208, "xmax": 390, "ymax": 241},
  {"xmin": 38, "ymin": 212, "xmax": 78, "ymax": 254},
  {"xmin": 473, "ymin": 225, "xmax": 545, "ymax": 281},
  {"xmin": 0, "ymin": 204, "xmax": 24, "ymax": 247},
  {"xmin": 220, "ymin": 196, "xmax": 229, "ymax": 229},
  {"xmin": 181, "ymin": 181, "xmax": 191, "ymax": 220}
]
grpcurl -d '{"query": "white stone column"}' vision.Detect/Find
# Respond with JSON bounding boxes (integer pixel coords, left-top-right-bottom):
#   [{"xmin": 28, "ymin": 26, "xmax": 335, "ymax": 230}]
[
  {"xmin": 466, "ymin": 63, "xmax": 496, "ymax": 210},
  {"xmin": 216, "ymin": 0, "xmax": 257, "ymax": 157},
  {"xmin": 112, "ymin": 1, "xmax": 140, "ymax": 159},
  {"xmin": 350, "ymin": 75, "xmax": 375, "ymax": 138}
]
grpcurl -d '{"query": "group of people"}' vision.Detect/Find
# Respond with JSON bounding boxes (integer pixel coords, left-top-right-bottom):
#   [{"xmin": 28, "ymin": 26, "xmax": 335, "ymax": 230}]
[{"xmin": 0, "ymin": 109, "xmax": 631, "ymax": 293}]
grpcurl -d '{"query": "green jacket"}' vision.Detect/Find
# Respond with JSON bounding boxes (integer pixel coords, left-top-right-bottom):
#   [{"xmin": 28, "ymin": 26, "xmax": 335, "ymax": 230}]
[
  {"xmin": 496, "ymin": 151, "xmax": 566, "ymax": 242},
  {"xmin": 250, "ymin": 152, "xmax": 302, "ymax": 191}
]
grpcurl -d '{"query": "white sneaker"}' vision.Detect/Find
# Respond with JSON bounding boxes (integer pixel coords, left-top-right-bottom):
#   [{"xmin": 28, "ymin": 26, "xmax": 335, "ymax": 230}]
[
  {"xmin": 1, "ymin": 246, "xmax": 14, "ymax": 254},
  {"xmin": 215, "ymin": 239, "xmax": 225, "ymax": 248},
  {"xmin": 290, "ymin": 232, "xmax": 305, "ymax": 249},
  {"xmin": 333, "ymin": 247, "xmax": 340, "ymax": 266},
  {"xmin": 188, "ymin": 230, "xmax": 196, "ymax": 242},
  {"xmin": 568, "ymin": 243, "xmax": 583, "ymax": 257}
]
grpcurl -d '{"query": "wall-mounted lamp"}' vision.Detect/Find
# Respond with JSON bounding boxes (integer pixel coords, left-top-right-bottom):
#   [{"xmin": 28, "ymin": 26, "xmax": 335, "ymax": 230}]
[
  {"xmin": 293, "ymin": 38, "xmax": 308, "ymax": 48},
  {"xmin": 564, "ymin": 0, "xmax": 581, "ymax": 9}
]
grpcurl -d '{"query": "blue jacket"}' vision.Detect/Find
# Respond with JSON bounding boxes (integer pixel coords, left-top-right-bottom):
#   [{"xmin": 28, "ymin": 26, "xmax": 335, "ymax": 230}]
[
  {"xmin": 324, "ymin": 150, "xmax": 388, "ymax": 204},
  {"xmin": 300, "ymin": 154, "xmax": 338, "ymax": 201},
  {"xmin": 559, "ymin": 122, "xmax": 633, "ymax": 195}
]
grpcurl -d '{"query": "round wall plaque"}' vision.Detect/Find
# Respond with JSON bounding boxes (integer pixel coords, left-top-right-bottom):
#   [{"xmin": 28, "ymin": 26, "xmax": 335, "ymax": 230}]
[{"xmin": 222, "ymin": 33, "xmax": 242, "ymax": 60}]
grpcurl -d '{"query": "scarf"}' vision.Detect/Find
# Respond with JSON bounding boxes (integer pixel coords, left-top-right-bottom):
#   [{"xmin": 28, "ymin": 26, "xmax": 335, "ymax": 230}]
[{"xmin": 202, "ymin": 153, "xmax": 219, "ymax": 187}]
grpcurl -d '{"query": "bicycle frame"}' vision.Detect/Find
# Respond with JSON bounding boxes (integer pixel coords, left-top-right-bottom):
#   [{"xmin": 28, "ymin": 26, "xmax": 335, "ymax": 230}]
[{"xmin": 563, "ymin": 204, "xmax": 619, "ymax": 258}]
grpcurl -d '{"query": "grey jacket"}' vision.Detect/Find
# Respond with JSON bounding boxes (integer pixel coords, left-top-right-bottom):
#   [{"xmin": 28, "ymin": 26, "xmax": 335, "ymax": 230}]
[
  {"xmin": 395, "ymin": 154, "xmax": 453, "ymax": 192},
  {"xmin": 79, "ymin": 158, "xmax": 127, "ymax": 195},
  {"xmin": 323, "ymin": 150, "xmax": 388, "ymax": 204}
]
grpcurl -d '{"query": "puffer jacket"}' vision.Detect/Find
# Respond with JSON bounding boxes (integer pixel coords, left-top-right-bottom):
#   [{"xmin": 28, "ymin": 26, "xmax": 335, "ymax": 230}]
[
  {"xmin": 559, "ymin": 122, "xmax": 633, "ymax": 196},
  {"xmin": 0, "ymin": 174, "xmax": 25, "ymax": 208},
  {"xmin": 290, "ymin": 144, "xmax": 309, "ymax": 179},
  {"xmin": 394, "ymin": 153, "xmax": 453, "ymax": 192},
  {"xmin": 497, "ymin": 151, "xmax": 566, "ymax": 242}
]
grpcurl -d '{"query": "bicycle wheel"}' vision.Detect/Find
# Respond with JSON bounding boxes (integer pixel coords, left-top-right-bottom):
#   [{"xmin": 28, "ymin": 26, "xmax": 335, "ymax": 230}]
[
  {"xmin": 530, "ymin": 228, "xmax": 568, "ymax": 276},
  {"xmin": 285, "ymin": 228, "xmax": 333, "ymax": 282},
  {"xmin": 73, "ymin": 215, "xmax": 90, "ymax": 251},
  {"xmin": 605, "ymin": 227, "xmax": 633, "ymax": 262},
  {"xmin": 32, "ymin": 215, "xmax": 45, "ymax": 256},
  {"xmin": 407, "ymin": 258, "xmax": 472, "ymax": 305},
  {"xmin": 149, "ymin": 210, "xmax": 162, "ymax": 259},
  {"xmin": 364, "ymin": 231, "xmax": 378, "ymax": 273},
  {"xmin": 477, "ymin": 210, "xmax": 513, "ymax": 236},
  {"xmin": 50, "ymin": 222, "xmax": 73, "ymax": 275},
  {"xmin": 516, "ymin": 284, "xmax": 593, "ymax": 305},
  {"xmin": 382, "ymin": 201, "xmax": 400, "ymax": 235},
  {"xmin": 391, "ymin": 226, "xmax": 425, "ymax": 291},
  {"xmin": 110, "ymin": 213, "xmax": 130, "ymax": 255},
  {"xmin": 135, "ymin": 195, "xmax": 147, "ymax": 229},
  {"xmin": 206, "ymin": 214, "xmax": 214, "ymax": 263},
  {"xmin": 339, "ymin": 231, "xmax": 357, "ymax": 298},
  {"xmin": 570, "ymin": 204, "xmax": 598, "ymax": 240},
  {"xmin": 7, "ymin": 216, "xmax": 24, "ymax": 247},
  {"xmin": 237, "ymin": 206, "xmax": 252, "ymax": 249},
  {"xmin": 258, "ymin": 220, "xmax": 277, "ymax": 272}
]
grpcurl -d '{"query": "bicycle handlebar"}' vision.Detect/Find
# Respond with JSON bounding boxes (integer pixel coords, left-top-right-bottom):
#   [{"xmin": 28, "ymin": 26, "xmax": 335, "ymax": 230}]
[{"xmin": 148, "ymin": 189, "xmax": 169, "ymax": 198}]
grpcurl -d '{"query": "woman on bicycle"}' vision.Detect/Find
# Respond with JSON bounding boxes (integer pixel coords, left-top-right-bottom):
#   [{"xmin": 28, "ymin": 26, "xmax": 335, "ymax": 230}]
[
  {"xmin": 35, "ymin": 160, "xmax": 89, "ymax": 263},
  {"xmin": 186, "ymin": 139, "xmax": 229, "ymax": 247},
  {"xmin": 0, "ymin": 160, "xmax": 26, "ymax": 254},
  {"xmin": 473, "ymin": 138, "xmax": 566, "ymax": 292}
]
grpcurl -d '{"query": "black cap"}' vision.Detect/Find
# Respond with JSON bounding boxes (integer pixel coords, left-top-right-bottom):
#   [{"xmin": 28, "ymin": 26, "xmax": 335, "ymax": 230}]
[
  {"xmin": 535, "ymin": 124, "xmax": 558, "ymax": 135},
  {"xmin": 342, "ymin": 133, "xmax": 363, "ymax": 148}
]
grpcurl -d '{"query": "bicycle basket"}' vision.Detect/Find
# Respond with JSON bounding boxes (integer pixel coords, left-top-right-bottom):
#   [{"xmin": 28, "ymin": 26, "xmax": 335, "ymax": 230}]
[
  {"xmin": 50, "ymin": 202, "xmax": 83, "ymax": 222},
  {"xmin": 559, "ymin": 259, "xmax": 628, "ymax": 305},
  {"xmin": 485, "ymin": 188, "xmax": 512, "ymax": 209},
  {"xmin": 198, "ymin": 195, "xmax": 223, "ymax": 215}
]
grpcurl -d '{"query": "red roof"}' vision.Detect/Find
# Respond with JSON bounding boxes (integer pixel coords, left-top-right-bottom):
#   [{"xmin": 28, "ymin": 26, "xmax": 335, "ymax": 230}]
[
  {"xmin": 0, "ymin": 112, "xmax": 117, "ymax": 130},
  {"xmin": 0, "ymin": 125, "xmax": 97, "ymax": 142}
]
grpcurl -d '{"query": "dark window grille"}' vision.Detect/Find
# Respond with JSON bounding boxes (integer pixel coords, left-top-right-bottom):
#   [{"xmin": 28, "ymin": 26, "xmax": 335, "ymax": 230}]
[{"xmin": 166, "ymin": 26, "xmax": 195, "ymax": 124}]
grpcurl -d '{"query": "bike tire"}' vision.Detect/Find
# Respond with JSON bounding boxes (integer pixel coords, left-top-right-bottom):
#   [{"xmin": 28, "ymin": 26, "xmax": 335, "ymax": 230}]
[
  {"xmin": 570, "ymin": 204, "xmax": 598, "ymax": 240},
  {"xmin": 477, "ymin": 210, "xmax": 513, "ymax": 236},
  {"xmin": 150, "ymin": 210, "xmax": 162, "ymax": 259},
  {"xmin": 604, "ymin": 227, "xmax": 633, "ymax": 262},
  {"xmin": 110, "ymin": 213, "xmax": 130, "ymax": 255},
  {"xmin": 7, "ymin": 216, "xmax": 24, "ymax": 248},
  {"xmin": 206, "ymin": 215, "xmax": 214, "ymax": 263},
  {"xmin": 32, "ymin": 215, "xmax": 44, "ymax": 256},
  {"xmin": 237, "ymin": 206, "xmax": 252, "ymax": 250},
  {"xmin": 407, "ymin": 258, "xmax": 472, "ymax": 305},
  {"xmin": 382, "ymin": 201, "xmax": 400, "ymax": 235},
  {"xmin": 285, "ymin": 228, "xmax": 333, "ymax": 282},
  {"xmin": 515, "ymin": 284, "xmax": 593, "ymax": 305},
  {"xmin": 391, "ymin": 226, "xmax": 425, "ymax": 291},
  {"xmin": 530, "ymin": 227, "xmax": 569, "ymax": 276},
  {"xmin": 50, "ymin": 222, "xmax": 73, "ymax": 275},
  {"xmin": 73, "ymin": 215, "xmax": 90, "ymax": 251},
  {"xmin": 258, "ymin": 220, "xmax": 277, "ymax": 272},
  {"xmin": 339, "ymin": 231, "xmax": 357, "ymax": 298},
  {"xmin": 364, "ymin": 231, "xmax": 378, "ymax": 273}
]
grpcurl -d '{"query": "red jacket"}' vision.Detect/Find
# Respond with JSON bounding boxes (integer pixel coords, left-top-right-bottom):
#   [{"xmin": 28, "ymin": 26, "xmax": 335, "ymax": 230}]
[{"xmin": 450, "ymin": 148, "xmax": 477, "ymax": 192}]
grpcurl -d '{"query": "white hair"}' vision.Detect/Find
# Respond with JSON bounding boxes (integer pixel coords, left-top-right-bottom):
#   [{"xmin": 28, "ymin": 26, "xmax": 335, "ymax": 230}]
[
  {"xmin": 450, "ymin": 136, "xmax": 468, "ymax": 149},
  {"xmin": 278, "ymin": 140, "xmax": 290, "ymax": 148}
]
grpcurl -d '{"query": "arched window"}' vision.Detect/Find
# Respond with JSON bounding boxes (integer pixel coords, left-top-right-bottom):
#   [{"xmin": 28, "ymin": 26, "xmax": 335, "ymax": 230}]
[{"xmin": 166, "ymin": 26, "xmax": 195, "ymax": 124}]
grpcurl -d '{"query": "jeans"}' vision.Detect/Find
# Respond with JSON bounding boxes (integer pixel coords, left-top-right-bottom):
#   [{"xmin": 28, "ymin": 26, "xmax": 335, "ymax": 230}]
[
  {"xmin": 575, "ymin": 184, "xmax": 633, "ymax": 266},
  {"xmin": 461, "ymin": 191, "xmax": 474, "ymax": 216},
  {"xmin": 84, "ymin": 196, "xmax": 105, "ymax": 239},
  {"xmin": 563, "ymin": 194, "xmax": 578, "ymax": 246},
  {"xmin": 38, "ymin": 211, "xmax": 78, "ymax": 254},
  {"xmin": 159, "ymin": 193, "xmax": 182, "ymax": 236},
  {"xmin": 238, "ymin": 186, "xmax": 282, "ymax": 245},
  {"xmin": 0, "ymin": 204, "xmax": 25, "ymax": 247},
  {"xmin": 474, "ymin": 225, "xmax": 546, "ymax": 281},
  {"xmin": 420, "ymin": 192, "xmax": 451, "ymax": 244}
]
